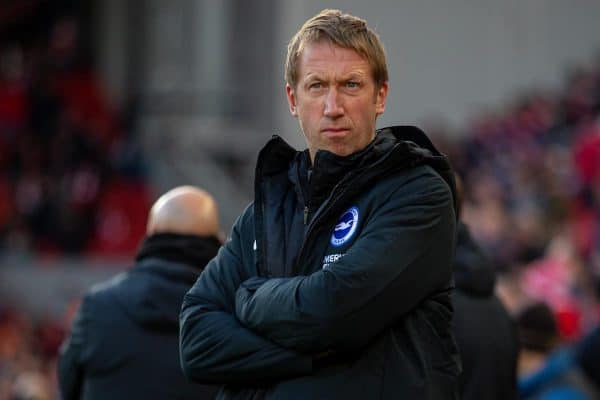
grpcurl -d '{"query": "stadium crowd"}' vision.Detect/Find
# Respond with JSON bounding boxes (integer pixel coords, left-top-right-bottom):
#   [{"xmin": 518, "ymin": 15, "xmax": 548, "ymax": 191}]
[
  {"xmin": 440, "ymin": 58, "xmax": 600, "ymax": 339},
  {"xmin": 0, "ymin": 9, "xmax": 150, "ymax": 400},
  {"xmin": 0, "ymin": 13, "xmax": 150, "ymax": 258}
]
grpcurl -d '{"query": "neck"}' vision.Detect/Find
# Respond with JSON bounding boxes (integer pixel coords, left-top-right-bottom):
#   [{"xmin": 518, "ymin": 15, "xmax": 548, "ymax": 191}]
[
  {"xmin": 518, "ymin": 350, "xmax": 547, "ymax": 377},
  {"xmin": 135, "ymin": 233, "xmax": 221, "ymax": 268}
]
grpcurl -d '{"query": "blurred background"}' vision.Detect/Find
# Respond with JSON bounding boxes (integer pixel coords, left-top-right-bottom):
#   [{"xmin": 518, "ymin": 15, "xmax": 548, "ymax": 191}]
[{"xmin": 0, "ymin": 0, "xmax": 599, "ymax": 398}]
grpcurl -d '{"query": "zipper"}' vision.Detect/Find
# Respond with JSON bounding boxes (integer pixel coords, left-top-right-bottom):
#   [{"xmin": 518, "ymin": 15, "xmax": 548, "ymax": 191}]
[
  {"xmin": 292, "ymin": 146, "xmax": 401, "ymax": 274},
  {"xmin": 292, "ymin": 177, "xmax": 351, "ymax": 274},
  {"xmin": 254, "ymin": 149, "xmax": 268, "ymax": 277}
]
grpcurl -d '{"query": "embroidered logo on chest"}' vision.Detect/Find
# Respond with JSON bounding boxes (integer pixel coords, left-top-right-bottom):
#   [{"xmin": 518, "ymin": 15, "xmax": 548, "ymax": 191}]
[{"xmin": 330, "ymin": 206, "xmax": 359, "ymax": 247}]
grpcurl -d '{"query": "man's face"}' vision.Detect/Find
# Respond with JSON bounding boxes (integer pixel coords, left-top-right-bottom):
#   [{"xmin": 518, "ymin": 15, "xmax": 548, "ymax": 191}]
[{"xmin": 286, "ymin": 40, "xmax": 388, "ymax": 160}]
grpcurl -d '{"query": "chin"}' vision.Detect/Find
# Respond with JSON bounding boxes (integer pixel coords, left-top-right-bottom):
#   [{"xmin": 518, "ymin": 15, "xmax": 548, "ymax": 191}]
[{"xmin": 327, "ymin": 146, "xmax": 353, "ymax": 157}]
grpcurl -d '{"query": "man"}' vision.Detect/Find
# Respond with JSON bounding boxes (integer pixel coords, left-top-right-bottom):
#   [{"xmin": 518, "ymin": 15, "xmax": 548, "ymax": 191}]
[
  {"xmin": 453, "ymin": 224, "xmax": 519, "ymax": 399},
  {"xmin": 58, "ymin": 186, "xmax": 220, "ymax": 400},
  {"xmin": 517, "ymin": 302, "xmax": 598, "ymax": 399},
  {"xmin": 451, "ymin": 175, "xmax": 519, "ymax": 400},
  {"xmin": 180, "ymin": 9, "xmax": 460, "ymax": 399}
]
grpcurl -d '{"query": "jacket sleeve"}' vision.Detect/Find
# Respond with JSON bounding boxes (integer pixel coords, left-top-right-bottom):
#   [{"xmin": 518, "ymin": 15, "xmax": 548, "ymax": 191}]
[
  {"xmin": 58, "ymin": 298, "xmax": 90, "ymax": 400},
  {"xmin": 235, "ymin": 169, "xmax": 456, "ymax": 353},
  {"xmin": 179, "ymin": 207, "xmax": 313, "ymax": 385}
]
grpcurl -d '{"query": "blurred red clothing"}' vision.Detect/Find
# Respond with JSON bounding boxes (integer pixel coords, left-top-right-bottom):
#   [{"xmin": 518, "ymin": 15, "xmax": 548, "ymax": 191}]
[
  {"xmin": 87, "ymin": 179, "xmax": 152, "ymax": 256},
  {"xmin": 55, "ymin": 70, "xmax": 119, "ymax": 148},
  {"xmin": 573, "ymin": 123, "xmax": 600, "ymax": 184}
]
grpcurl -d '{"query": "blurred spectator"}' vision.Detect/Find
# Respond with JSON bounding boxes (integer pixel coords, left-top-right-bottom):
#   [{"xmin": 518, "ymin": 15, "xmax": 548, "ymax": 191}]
[
  {"xmin": 11, "ymin": 371, "xmax": 51, "ymax": 400},
  {"xmin": 520, "ymin": 232, "xmax": 597, "ymax": 339},
  {"xmin": 574, "ymin": 270, "xmax": 600, "ymax": 393},
  {"xmin": 451, "ymin": 174, "xmax": 519, "ymax": 400},
  {"xmin": 453, "ymin": 220, "xmax": 519, "ymax": 400},
  {"xmin": 517, "ymin": 302, "xmax": 598, "ymax": 399},
  {"xmin": 0, "ymin": 46, "xmax": 27, "ymax": 138},
  {"xmin": 0, "ymin": 307, "xmax": 63, "ymax": 400},
  {"xmin": 576, "ymin": 325, "xmax": 600, "ymax": 393}
]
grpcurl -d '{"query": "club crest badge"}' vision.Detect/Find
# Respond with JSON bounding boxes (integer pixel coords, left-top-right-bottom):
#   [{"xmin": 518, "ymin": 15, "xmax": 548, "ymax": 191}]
[{"xmin": 331, "ymin": 206, "xmax": 359, "ymax": 247}]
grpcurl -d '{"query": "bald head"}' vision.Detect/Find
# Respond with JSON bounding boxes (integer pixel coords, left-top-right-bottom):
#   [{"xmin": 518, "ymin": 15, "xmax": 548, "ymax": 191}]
[{"xmin": 146, "ymin": 186, "xmax": 220, "ymax": 237}]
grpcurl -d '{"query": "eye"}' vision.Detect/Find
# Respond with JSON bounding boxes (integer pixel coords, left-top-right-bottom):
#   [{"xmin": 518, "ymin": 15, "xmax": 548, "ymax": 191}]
[
  {"xmin": 345, "ymin": 81, "xmax": 360, "ymax": 89},
  {"xmin": 308, "ymin": 81, "xmax": 322, "ymax": 90}
]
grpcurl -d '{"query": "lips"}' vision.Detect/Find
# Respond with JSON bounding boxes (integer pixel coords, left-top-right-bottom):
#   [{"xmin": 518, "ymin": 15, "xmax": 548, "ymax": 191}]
[{"xmin": 321, "ymin": 128, "xmax": 350, "ymax": 138}]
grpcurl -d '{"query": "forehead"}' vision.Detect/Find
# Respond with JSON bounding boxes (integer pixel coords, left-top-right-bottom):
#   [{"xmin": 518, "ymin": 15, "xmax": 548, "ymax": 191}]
[{"xmin": 297, "ymin": 40, "xmax": 372, "ymax": 78}]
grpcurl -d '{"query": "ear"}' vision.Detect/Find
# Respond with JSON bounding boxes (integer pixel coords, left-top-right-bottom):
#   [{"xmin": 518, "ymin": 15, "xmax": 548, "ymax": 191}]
[
  {"xmin": 286, "ymin": 83, "xmax": 298, "ymax": 117},
  {"xmin": 375, "ymin": 82, "xmax": 388, "ymax": 116}
]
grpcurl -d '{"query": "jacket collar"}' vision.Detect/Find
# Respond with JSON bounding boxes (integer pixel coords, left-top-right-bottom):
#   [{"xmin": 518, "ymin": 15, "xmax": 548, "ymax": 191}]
[
  {"xmin": 135, "ymin": 233, "xmax": 221, "ymax": 271},
  {"xmin": 257, "ymin": 125, "xmax": 447, "ymax": 179},
  {"xmin": 255, "ymin": 126, "xmax": 457, "ymax": 219}
]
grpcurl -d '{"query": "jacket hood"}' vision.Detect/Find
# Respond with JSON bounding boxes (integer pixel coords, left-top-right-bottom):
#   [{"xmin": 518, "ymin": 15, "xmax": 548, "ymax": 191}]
[
  {"xmin": 453, "ymin": 222, "xmax": 496, "ymax": 296},
  {"xmin": 114, "ymin": 258, "xmax": 201, "ymax": 330}
]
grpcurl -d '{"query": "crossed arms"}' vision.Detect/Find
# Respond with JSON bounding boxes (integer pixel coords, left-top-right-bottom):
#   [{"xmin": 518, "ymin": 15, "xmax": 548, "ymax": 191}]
[{"xmin": 179, "ymin": 171, "xmax": 455, "ymax": 384}]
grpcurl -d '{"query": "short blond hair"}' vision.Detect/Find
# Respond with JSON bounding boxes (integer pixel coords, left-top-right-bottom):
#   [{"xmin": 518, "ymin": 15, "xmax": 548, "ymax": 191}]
[{"xmin": 285, "ymin": 9, "xmax": 388, "ymax": 89}]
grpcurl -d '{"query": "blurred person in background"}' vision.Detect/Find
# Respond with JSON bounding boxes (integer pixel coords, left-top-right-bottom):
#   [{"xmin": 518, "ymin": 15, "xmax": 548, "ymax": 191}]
[
  {"xmin": 575, "ymin": 274, "xmax": 600, "ymax": 393},
  {"xmin": 576, "ymin": 318, "xmax": 600, "ymax": 394},
  {"xmin": 0, "ymin": 308, "xmax": 58, "ymax": 400},
  {"xmin": 58, "ymin": 186, "xmax": 221, "ymax": 400},
  {"xmin": 180, "ymin": 9, "xmax": 459, "ymax": 400},
  {"xmin": 451, "ymin": 175, "xmax": 519, "ymax": 400},
  {"xmin": 576, "ymin": 324, "xmax": 600, "ymax": 393},
  {"xmin": 517, "ymin": 302, "xmax": 598, "ymax": 400},
  {"xmin": 10, "ymin": 370, "xmax": 51, "ymax": 400}
]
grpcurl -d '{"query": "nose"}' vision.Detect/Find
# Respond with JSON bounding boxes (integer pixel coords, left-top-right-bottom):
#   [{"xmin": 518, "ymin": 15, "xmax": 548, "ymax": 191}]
[{"xmin": 323, "ymin": 88, "xmax": 344, "ymax": 118}]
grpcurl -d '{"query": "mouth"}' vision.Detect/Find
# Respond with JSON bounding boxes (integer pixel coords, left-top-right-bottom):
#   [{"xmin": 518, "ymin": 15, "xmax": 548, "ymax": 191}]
[{"xmin": 321, "ymin": 128, "xmax": 350, "ymax": 138}]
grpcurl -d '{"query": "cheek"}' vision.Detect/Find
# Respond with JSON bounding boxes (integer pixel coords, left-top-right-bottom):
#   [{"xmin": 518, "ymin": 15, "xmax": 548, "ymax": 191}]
[
  {"xmin": 354, "ymin": 102, "xmax": 377, "ymax": 123},
  {"xmin": 298, "ymin": 104, "xmax": 321, "ymax": 125},
  {"xmin": 302, "ymin": 101, "xmax": 322, "ymax": 116}
]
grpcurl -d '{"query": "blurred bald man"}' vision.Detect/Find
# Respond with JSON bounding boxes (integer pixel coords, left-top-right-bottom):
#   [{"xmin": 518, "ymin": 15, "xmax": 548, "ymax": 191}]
[{"xmin": 59, "ymin": 186, "xmax": 221, "ymax": 400}]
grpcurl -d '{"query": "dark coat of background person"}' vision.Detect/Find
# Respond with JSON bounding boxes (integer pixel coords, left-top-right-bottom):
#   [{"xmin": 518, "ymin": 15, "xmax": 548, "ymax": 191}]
[
  {"xmin": 452, "ymin": 222, "xmax": 519, "ymax": 400},
  {"xmin": 58, "ymin": 234, "xmax": 220, "ymax": 400},
  {"xmin": 576, "ymin": 320, "xmax": 600, "ymax": 391}
]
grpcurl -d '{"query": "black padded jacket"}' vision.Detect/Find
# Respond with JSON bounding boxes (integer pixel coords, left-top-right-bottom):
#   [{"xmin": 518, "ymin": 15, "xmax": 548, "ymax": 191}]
[{"xmin": 180, "ymin": 126, "xmax": 460, "ymax": 399}]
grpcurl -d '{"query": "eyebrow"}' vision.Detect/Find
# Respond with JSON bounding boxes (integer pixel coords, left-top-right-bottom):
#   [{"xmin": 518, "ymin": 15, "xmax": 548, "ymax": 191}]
[
  {"xmin": 340, "ymin": 73, "xmax": 365, "ymax": 80},
  {"xmin": 303, "ymin": 71, "xmax": 366, "ymax": 82}
]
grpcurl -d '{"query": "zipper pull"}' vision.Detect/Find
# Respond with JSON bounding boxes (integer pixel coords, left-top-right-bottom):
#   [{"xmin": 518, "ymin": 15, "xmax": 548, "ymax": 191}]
[{"xmin": 304, "ymin": 206, "xmax": 309, "ymax": 225}]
